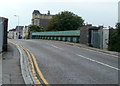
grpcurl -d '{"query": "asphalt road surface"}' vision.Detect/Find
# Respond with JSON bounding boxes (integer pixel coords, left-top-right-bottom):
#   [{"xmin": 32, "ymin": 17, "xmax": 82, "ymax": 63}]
[{"xmin": 10, "ymin": 39, "xmax": 119, "ymax": 84}]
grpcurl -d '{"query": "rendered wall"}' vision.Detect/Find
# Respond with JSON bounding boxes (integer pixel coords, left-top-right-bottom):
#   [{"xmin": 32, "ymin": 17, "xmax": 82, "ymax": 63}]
[
  {"xmin": 102, "ymin": 29, "xmax": 109, "ymax": 49},
  {"xmin": 118, "ymin": 1, "xmax": 120, "ymax": 22},
  {"xmin": 0, "ymin": 17, "xmax": 8, "ymax": 52},
  {"xmin": 0, "ymin": 17, "xmax": 4, "ymax": 52}
]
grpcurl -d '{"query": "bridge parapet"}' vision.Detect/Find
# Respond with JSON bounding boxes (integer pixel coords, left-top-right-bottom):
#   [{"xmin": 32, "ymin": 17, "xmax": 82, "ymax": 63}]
[{"xmin": 31, "ymin": 30, "xmax": 80, "ymax": 43}]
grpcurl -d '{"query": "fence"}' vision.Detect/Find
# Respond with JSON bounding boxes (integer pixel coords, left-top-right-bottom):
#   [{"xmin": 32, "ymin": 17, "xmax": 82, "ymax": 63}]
[
  {"xmin": 31, "ymin": 29, "xmax": 109, "ymax": 49},
  {"xmin": 32, "ymin": 30, "xmax": 80, "ymax": 43},
  {"xmin": 89, "ymin": 29, "xmax": 109, "ymax": 49}
]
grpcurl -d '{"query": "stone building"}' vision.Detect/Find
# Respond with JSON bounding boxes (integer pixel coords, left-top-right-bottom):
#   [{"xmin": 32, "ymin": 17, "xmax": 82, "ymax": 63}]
[{"xmin": 32, "ymin": 10, "xmax": 53, "ymax": 27}]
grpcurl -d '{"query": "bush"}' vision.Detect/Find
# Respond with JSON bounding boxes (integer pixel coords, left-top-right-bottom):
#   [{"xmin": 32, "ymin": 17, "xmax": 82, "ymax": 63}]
[
  {"xmin": 27, "ymin": 25, "xmax": 46, "ymax": 39},
  {"xmin": 108, "ymin": 23, "xmax": 120, "ymax": 52}
]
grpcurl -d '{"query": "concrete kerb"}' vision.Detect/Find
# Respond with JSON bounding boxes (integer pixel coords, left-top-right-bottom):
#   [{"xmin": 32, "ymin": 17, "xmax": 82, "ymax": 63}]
[
  {"xmin": 0, "ymin": 53, "xmax": 2, "ymax": 86},
  {"xmin": 10, "ymin": 42, "xmax": 38, "ymax": 84}
]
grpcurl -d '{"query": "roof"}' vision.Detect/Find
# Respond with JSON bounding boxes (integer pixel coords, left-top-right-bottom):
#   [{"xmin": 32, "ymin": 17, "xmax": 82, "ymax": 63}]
[
  {"xmin": 32, "ymin": 10, "xmax": 40, "ymax": 14},
  {"xmin": 15, "ymin": 26, "xmax": 24, "ymax": 30},
  {"xmin": 9, "ymin": 29, "xmax": 16, "ymax": 31}
]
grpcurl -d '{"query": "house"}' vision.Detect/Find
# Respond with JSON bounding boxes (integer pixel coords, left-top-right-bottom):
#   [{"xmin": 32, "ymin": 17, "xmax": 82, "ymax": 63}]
[
  {"xmin": 15, "ymin": 26, "xmax": 24, "ymax": 39},
  {"xmin": 8, "ymin": 29, "xmax": 16, "ymax": 39},
  {"xmin": 32, "ymin": 10, "xmax": 53, "ymax": 28},
  {"xmin": 22, "ymin": 26, "xmax": 29, "ymax": 39},
  {"xmin": 8, "ymin": 26, "xmax": 29, "ymax": 39}
]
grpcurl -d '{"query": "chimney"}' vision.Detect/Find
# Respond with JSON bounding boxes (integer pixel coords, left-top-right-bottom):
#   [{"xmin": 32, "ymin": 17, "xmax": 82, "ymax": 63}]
[{"xmin": 48, "ymin": 10, "xmax": 50, "ymax": 15}]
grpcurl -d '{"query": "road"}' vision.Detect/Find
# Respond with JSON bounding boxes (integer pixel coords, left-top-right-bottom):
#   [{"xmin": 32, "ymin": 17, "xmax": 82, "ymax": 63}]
[{"xmin": 10, "ymin": 39, "xmax": 119, "ymax": 84}]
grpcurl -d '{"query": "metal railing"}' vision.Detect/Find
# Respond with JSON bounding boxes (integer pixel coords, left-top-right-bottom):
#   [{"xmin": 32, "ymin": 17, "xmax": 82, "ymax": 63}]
[{"xmin": 32, "ymin": 30, "xmax": 81, "ymax": 43}]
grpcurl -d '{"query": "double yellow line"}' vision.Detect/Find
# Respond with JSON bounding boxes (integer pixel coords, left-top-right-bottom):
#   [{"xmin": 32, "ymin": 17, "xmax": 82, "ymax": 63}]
[
  {"xmin": 9, "ymin": 41, "xmax": 50, "ymax": 85},
  {"xmin": 20, "ymin": 45, "xmax": 41, "ymax": 84}
]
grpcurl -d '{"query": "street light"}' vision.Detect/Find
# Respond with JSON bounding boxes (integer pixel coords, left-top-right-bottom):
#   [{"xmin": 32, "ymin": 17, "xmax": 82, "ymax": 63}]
[
  {"xmin": 14, "ymin": 15, "xmax": 20, "ymax": 39},
  {"xmin": 14, "ymin": 15, "xmax": 19, "ymax": 26}
]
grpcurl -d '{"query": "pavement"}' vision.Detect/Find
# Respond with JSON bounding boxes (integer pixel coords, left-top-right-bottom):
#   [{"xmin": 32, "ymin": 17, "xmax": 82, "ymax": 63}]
[
  {"xmin": 0, "ymin": 53, "xmax": 2, "ymax": 86},
  {"xmin": 2, "ymin": 43, "xmax": 25, "ymax": 84},
  {"xmin": 10, "ymin": 39, "xmax": 119, "ymax": 85}
]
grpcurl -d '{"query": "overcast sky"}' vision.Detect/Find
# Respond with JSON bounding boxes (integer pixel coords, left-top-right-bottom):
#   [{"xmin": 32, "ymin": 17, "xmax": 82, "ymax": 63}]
[{"xmin": 0, "ymin": 0, "xmax": 119, "ymax": 30}]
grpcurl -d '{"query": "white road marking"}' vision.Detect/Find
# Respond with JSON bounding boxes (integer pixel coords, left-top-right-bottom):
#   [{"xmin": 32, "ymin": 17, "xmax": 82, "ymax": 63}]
[
  {"xmin": 51, "ymin": 44, "xmax": 63, "ymax": 50},
  {"xmin": 76, "ymin": 54, "xmax": 120, "ymax": 71}
]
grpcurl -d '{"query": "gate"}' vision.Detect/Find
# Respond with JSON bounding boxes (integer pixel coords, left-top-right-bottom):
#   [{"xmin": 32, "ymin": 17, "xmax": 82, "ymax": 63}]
[{"xmin": 89, "ymin": 29, "xmax": 103, "ymax": 48}]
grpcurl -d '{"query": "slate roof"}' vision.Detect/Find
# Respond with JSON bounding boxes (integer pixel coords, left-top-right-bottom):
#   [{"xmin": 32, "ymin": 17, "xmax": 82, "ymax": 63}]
[
  {"xmin": 9, "ymin": 29, "xmax": 16, "ymax": 31},
  {"xmin": 15, "ymin": 26, "xmax": 24, "ymax": 30},
  {"xmin": 32, "ymin": 10, "xmax": 40, "ymax": 14}
]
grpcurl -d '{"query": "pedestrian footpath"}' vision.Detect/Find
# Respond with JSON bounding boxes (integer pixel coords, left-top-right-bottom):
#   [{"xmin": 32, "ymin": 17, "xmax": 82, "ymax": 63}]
[
  {"xmin": 0, "ymin": 53, "xmax": 2, "ymax": 86},
  {"xmin": 2, "ymin": 43, "xmax": 25, "ymax": 84}
]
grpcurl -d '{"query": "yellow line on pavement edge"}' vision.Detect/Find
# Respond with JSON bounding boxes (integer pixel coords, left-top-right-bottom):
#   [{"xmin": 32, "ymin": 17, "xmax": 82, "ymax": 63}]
[
  {"xmin": 24, "ymin": 47, "xmax": 50, "ymax": 85},
  {"xmin": 20, "ymin": 45, "xmax": 41, "ymax": 84},
  {"xmin": 9, "ymin": 41, "xmax": 41, "ymax": 84},
  {"xmin": 9, "ymin": 41, "xmax": 50, "ymax": 85}
]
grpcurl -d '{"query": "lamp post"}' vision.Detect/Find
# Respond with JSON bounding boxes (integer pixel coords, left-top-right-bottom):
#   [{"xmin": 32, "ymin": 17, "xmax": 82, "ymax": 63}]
[
  {"xmin": 14, "ymin": 15, "xmax": 19, "ymax": 26},
  {"xmin": 14, "ymin": 15, "xmax": 20, "ymax": 39}
]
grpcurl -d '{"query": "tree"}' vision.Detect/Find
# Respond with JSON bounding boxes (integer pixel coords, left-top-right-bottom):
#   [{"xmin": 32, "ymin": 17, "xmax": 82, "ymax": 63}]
[
  {"xmin": 27, "ymin": 25, "xmax": 45, "ymax": 39},
  {"xmin": 115, "ymin": 23, "xmax": 120, "ymax": 34},
  {"xmin": 28, "ymin": 25, "xmax": 43, "ymax": 32},
  {"xmin": 47, "ymin": 11, "xmax": 84, "ymax": 31},
  {"xmin": 108, "ymin": 23, "xmax": 120, "ymax": 52}
]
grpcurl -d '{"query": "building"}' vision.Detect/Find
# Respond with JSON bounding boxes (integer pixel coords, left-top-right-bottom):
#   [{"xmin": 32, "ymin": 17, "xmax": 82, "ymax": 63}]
[
  {"xmin": 8, "ymin": 29, "xmax": 16, "ymax": 39},
  {"xmin": 118, "ymin": 1, "xmax": 120, "ymax": 22},
  {"xmin": 22, "ymin": 26, "xmax": 29, "ymax": 39},
  {"xmin": 32, "ymin": 10, "xmax": 53, "ymax": 27},
  {"xmin": 15, "ymin": 26, "xmax": 24, "ymax": 39},
  {"xmin": 0, "ymin": 17, "xmax": 8, "ymax": 52},
  {"xmin": 8, "ymin": 26, "xmax": 29, "ymax": 39},
  {"xmin": 78, "ymin": 25, "xmax": 109, "ymax": 49}
]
